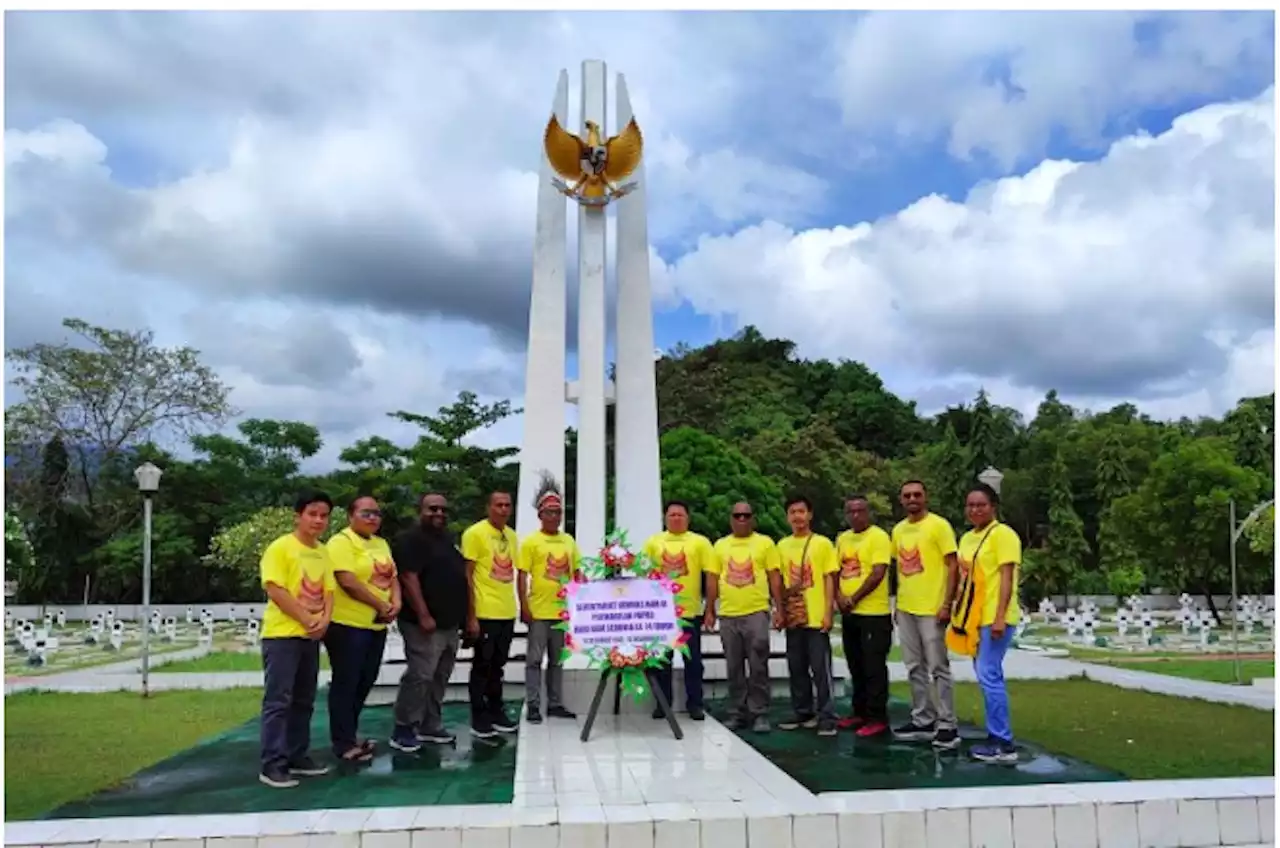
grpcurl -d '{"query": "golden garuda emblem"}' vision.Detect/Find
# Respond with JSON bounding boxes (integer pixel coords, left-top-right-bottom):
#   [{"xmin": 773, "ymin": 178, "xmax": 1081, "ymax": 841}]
[{"xmin": 543, "ymin": 116, "xmax": 643, "ymax": 208}]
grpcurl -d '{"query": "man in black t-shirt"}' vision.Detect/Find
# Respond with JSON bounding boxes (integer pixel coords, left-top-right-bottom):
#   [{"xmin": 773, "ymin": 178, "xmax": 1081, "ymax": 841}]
[{"xmin": 388, "ymin": 492, "xmax": 470, "ymax": 752}]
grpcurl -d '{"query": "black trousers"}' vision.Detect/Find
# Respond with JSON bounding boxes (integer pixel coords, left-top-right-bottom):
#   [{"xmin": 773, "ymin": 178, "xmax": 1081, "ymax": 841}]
[
  {"xmin": 841, "ymin": 612, "xmax": 892, "ymax": 723},
  {"xmin": 323, "ymin": 622, "xmax": 387, "ymax": 755},
  {"xmin": 260, "ymin": 637, "xmax": 320, "ymax": 771},
  {"xmin": 468, "ymin": 618, "xmax": 515, "ymax": 718}
]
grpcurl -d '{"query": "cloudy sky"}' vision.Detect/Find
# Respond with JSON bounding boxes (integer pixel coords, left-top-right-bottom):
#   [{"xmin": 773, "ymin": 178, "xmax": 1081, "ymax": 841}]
[{"xmin": 4, "ymin": 10, "xmax": 1275, "ymax": 469}]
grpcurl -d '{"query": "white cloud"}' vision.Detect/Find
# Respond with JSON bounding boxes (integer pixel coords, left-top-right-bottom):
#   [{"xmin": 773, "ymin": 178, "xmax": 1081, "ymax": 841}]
[{"xmin": 656, "ymin": 87, "xmax": 1276, "ymax": 412}]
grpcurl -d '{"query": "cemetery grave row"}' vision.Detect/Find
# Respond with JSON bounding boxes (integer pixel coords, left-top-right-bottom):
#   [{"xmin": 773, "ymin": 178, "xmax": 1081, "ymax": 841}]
[{"xmin": 1027, "ymin": 594, "xmax": 1276, "ymax": 652}]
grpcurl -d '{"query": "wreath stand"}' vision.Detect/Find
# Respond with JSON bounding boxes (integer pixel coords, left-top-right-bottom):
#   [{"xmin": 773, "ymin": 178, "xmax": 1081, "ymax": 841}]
[{"xmin": 579, "ymin": 665, "xmax": 684, "ymax": 743}]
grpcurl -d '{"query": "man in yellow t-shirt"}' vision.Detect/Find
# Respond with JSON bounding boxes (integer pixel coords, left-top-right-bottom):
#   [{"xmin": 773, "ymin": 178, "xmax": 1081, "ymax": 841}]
[
  {"xmin": 834, "ymin": 494, "xmax": 893, "ymax": 738},
  {"xmin": 891, "ymin": 480, "xmax": 960, "ymax": 750},
  {"xmin": 461, "ymin": 491, "xmax": 520, "ymax": 739},
  {"xmin": 324, "ymin": 495, "xmax": 400, "ymax": 763},
  {"xmin": 517, "ymin": 479, "xmax": 580, "ymax": 724},
  {"xmin": 644, "ymin": 500, "xmax": 716, "ymax": 721},
  {"xmin": 258, "ymin": 490, "xmax": 337, "ymax": 789},
  {"xmin": 706, "ymin": 501, "xmax": 783, "ymax": 733},
  {"xmin": 959, "ymin": 483, "xmax": 1024, "ymax": 764},
  {"xmin": 775, "ymin": 494, "xmax": 839, "ymax": 736}
]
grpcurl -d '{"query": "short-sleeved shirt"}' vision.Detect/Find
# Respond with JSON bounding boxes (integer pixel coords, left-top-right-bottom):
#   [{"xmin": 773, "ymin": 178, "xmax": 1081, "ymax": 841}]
[
  {"xmin": 392, "ymin": 525, "xmax": 469, "ymax": 630},
  {"xmin": 327, "ymin": 528, "xmax": 396, "ymax": 630},
  {"xmin": 518, "ymin": 530, "xmax": 581, "ymax": 621},
  {"xmin": 708, "ymin": 533, "xmax": 780, "ymax": 618},
  {"xmin": 958, "ymin": 522, "xmax": 1023, "ymax": 627},
  {"xmin": 260, "ymin": 533, "xmax": 336, "ymax": 639},
  {"xmin": 891, "ymin": 513, "xmax": 959, "ymax": 616},
  {"xmin": 643, "ymin": 531, "xmax": 716, "ymax": 618},
  {"xmin": 835, "ymin": 525, "xmax": 893, "ymax": 616},
  {"xmin": 776, "ymin": 533, "xmax": 838, "ymax": 629},
  {"xmin": 461, "ymin": 520, "xmax": 519, "ymax": 621}
]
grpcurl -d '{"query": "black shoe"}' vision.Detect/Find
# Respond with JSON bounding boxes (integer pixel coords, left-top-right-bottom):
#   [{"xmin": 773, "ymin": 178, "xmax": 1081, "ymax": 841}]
[
  {"xmin": 390, "ymin": 725, "xmax": 422, "ymax": 752},
  {"xmin": 415, "ymin": 726, "xmax": 455, "ymax": 745},
  {"xmin": 652, "ymin": 707, "xmax": 665, "ymax": 720},
  {"xmin": 688, "ymin": 707, "xmax": 706, "ymax": 721},
  {"xmin": 778, "ymin": 715, "xmax": 815, "ymax": 731},
  {"xmin": 817, "ymin": 719, "xmax": 838, "ymax": 737},
  {"xmin": 259, "ymin": 765, "xmax": 299, "ymax": 788},
  {"xmin": 527, "ymin": 707, "xmax": 543, "ymax": 724},
  {"xmin": 893, "ymin": 721, "xmax": 936, "ymax": 741},
  {"xmin": 287, "ymin": 755, "xmax": 330, "ymax": 777},
  {"xmin": 470, "ymin": 716, "xmax": 497, "ymax": 739},
  {"xmin": 723, "ymin": 715, "xmax": 747, "ymax": 731},
  {"xmin": 491, "ymin": 709, "xmax": 519, "ymax": 733},
  {"xmin": 971, "ymin": 740, "xmax": 1018, "ymax": 763},
  {"xmin": 932, "ymin": 727, "xmax": 961, "ymax": 750},
  {"xmin": 547, "ymin": 705, "xmax": 577, "ymax": 720}
]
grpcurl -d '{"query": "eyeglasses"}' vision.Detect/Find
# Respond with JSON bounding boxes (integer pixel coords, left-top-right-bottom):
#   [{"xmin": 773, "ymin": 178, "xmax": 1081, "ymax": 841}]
[
  {"xmin": 357, "ymin": 510, "xmax": 382, "ymax": 519},
  {"xmin": 731, "ymin": 512, "xmax": 753, "ymax": 519}
]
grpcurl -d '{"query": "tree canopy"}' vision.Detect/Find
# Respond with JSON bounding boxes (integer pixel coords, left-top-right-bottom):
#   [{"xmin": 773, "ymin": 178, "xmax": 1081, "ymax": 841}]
[{"xmin": 5, "ymin": 319, "xmax": 1273, "ymax": 608}]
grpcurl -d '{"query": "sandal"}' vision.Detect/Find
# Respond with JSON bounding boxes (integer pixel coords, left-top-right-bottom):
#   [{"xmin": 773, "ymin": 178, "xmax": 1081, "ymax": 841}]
[
  {"xmin": 360, "ymin": 739, "xmax": 376, "ymax": 753},
  {"xmin": 340, "ymin": 744, "xmax": 373, "ymax": 762}
]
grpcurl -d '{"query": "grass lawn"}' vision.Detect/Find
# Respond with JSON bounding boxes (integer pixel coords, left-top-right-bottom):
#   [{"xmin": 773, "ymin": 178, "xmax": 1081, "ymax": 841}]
[
  {"xmin": 1078, "ymin": 657, "xmax": 1273, "ymax": 685},
  {"xmin": 934, "ymin": 678, "xmax": 1274, "ymax": 780},
  {"xmin": 156, "ymin": 652, "xmax": 331, "ymax": 673},
  {"xmin": 5, "ymin": 689, "xmax": 262, "ymax": 820}
]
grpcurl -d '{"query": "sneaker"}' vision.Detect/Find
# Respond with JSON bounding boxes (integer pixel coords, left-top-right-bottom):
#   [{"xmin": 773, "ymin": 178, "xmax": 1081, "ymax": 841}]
[
  {"xmin": 932, "ymin": 727, "xmax": 961, "ymax": 750},
  {"xmin": 836, "ymin": 716, "xmax": 864, "ymax": 731},
  {"xmin": 855, "ymin": 721, "xmax": 889, "ymax": 738},
  {"xmin": 547, "ymin": 705, "xmax": 577, "ymax": 720},
  {"xmin": 893, "ymin": 721, "xmax": 936, "ymax": 741},
  {"xmin": 971, "ymin": 740, "xmax": 1018, "ymax": 764},
  {"xmin": 777, "ymin": 715, "xmax": 815, "ymax": 731},
  {"xmin": 287, "ymin": 756, "xmax": 330, "ymax": 777},
  {"xmin": 416, "ymin": 726, "xmax": 456, "ymax": 745},
  {"xmin": 470, "ymin": 716, "xmax": 498, "ymax": 739},
  {"xmin": 526, "ymin": 707, "xmax": 543, "ymax": 725},
  {"xmin": 817, "ymin": 719, "xmax": 838, "ymax": 737},
  {"xmin": 491, "ymin": 709, "xmax": 519, "ymax": 734},
  {"xmin": 688, "ymin": 707, "xmax": 706, "ymax": 721},
  {"xmin": 389, "ymin": 726, "xmax": 422, "ymax": 753},
  {"xmin": 751, "ymin": 716, "xmax": 772, "ymax": 734},
  {"xmin": 259, "ymin": 766, "xmax": 299, "ymax": 789}
]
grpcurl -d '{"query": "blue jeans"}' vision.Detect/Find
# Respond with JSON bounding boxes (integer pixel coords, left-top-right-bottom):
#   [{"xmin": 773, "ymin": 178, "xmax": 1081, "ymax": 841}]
[
  {"xmin": 324, "ymin": 623, "xmax": 387, "ymax": 755},
  {"xmin": 975, "ymin": 625, "xmax": 1014, "ymax": 743},
  {"xmin": 655, "ymin": 618, "xmax": 704, "ymax": 711}
]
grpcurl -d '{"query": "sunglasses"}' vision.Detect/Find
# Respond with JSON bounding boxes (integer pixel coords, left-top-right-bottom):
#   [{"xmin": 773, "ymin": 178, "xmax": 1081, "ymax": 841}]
[
  {"xmin": 731, "ymin": 512, "xmax": 753, "ymax": 519},
  {"xmin": 424, "ymin": 505, "xmax": 448, "ymax": 514},
  {"xmin": 357, "ymin": 510, "xmax": 382, "ymax": 519}
]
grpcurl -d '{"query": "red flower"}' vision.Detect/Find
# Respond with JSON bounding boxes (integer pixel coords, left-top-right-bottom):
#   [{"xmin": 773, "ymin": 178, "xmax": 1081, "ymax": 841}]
[
  {"xmin": 559, "ymin": 610, "xmax": 570, "ymax": 621},
  {"xmin": 675, "ymin": 605, "xmax": 686, "ymax": 617},
  {"xmin": 672, "ymin": 583, "xmax": 684, "ymax": 594},
  {"xmin": 675, "ymin": 631, "xmax": 690, "ymax": 647},
  {"xmin": 557, "ymin": 587, "xmax": 568, "ymax": 599}
]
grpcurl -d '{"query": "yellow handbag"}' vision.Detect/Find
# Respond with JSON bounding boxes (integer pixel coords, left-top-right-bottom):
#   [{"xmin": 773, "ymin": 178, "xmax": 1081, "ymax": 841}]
[{"xmin": 946, "ymin": 524, "xmax": 997, "ymax": 657}]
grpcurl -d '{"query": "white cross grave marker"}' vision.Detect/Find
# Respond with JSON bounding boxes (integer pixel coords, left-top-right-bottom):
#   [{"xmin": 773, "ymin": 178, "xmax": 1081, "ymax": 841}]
[
  {"xmin": 56, "ymin": 609, "xmax": 67, "ymax": 629},
  {"xmin": 1140, "ymin": 611, "xmax": 1155, "ymax": 646},
  {"xmin": 1063, "ymin": 610, "xmax": 1080, "ymax": 637},
  {"xmin": 164, "ymin": 617, "xmax": 177, "ymax": 642},
  {"xmin": 1116, "ymin": 609, "xmax": 1130, "ymax": 639},
  {"xmin": 246, "ymin": 619, "xmax": 261, "ymax": 648},
  {"xmin": 109, "ymin": 621, "xmax": 124, "ymax": 652}
]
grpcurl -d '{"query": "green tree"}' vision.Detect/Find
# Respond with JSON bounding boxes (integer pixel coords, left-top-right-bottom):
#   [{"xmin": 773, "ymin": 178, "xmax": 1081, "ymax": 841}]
[
  {"xmin": 206, "ymin": 506, "xmax": 348, "ymax": 598},
  {"xmin": 1245, "ymin": 504, "xmax": 1274, "ymax": 556},
  {"xmin": 659, "ymin": 427, "xmax": 787, "ymax": 539},
  {"xmin": 912, "ymin": 423, "xmax": 970, "ymax": 527},
  {"xmin": 1111, "ymin": 437, "xmax": 1265, "ymax": 620},
  {"xmin": 1042, "ymin": 446, "xmax": 1089, "ymax": 600}
]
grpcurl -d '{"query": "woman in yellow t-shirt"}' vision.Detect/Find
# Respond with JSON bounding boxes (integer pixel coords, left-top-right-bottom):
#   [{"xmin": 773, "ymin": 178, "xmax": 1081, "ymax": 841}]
[
  {"xmin": 324, "ymin": 495, "xmax": 400, "ymax": 763},
  {"xmin": 957, "ymin": 482, "xmax": 1022, "ymax": 765}
]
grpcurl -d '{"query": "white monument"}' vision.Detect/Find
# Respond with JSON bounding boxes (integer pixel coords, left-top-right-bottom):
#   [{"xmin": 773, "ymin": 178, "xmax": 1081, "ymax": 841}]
[
  {"xmin": 515, "ymin": 60, "xmax": 662, "ymax": 549},
  {"xmin": 55, "ymin": 608, "xmax": 66, "ymax": 629}
]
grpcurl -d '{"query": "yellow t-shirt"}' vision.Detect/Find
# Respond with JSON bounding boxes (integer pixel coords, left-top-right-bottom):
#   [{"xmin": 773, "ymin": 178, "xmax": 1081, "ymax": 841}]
[
  {"xmin": 776, "ymin": 533, "xmax": 838, "ymax": 629},
  {"xmin": 643, "ymin": 531, "xmax": 715, "ymax": 618},
  {"xmin": 958, "ymin": 522, "xmax": 1023, "ymax": 627},
  {"xmin": 518, "ymin": 530, "xmax": 581, "ymax": 621},
  {"xmin": 708, "ymin": 533, "xmax": 781, "ymax": 618},
  {"xmin": 260, "ymin": 533, "xmax": 336, "ymax": 639},
  {"xmin": 835, "ymin": 525, "xmax": 893, "ymax": 616},
  {"xmin": 461, "ymin": 520, "xmax": 519, "ymax": 620},
  {"xmin": 891, "ymin": 513, "xmax": 959, "ymax": 616},
  {"xmin": 327, "ymin": 528, "xmax": 397, "ymax": 630}
]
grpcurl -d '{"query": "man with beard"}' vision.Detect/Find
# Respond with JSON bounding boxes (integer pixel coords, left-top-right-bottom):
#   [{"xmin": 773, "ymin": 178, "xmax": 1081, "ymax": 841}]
[{"xmin": 388, "ymin": 493, "xmax": 470, "ymax": 753}]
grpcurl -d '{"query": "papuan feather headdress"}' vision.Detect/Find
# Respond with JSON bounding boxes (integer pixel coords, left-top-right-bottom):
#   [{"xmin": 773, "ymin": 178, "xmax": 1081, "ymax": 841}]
[{"xmin": 532, "ymin": 469, "xmax": 564, "ymax": 513}]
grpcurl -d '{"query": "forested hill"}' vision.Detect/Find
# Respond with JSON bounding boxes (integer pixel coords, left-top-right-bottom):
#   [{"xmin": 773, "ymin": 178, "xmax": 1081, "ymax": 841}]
[{"xmin": 4, "ymin": 319, "xmax": 1274, "ymax": 607}]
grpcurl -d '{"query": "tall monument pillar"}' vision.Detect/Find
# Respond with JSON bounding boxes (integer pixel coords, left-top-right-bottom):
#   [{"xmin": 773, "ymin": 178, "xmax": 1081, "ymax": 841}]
[{"xmin": 521, "ymin": 60, "xmax": 659, "ymax": 551}]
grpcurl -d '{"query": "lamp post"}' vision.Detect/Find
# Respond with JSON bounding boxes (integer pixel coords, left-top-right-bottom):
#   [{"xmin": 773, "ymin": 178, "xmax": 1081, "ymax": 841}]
[
  {"xmin": 1229, "ymin": 497, "xmax": 1274, "ymax": 685},
  {"xmin": 977, "ymin": 466, "xmax": 1004, "ymax": 496},
  {"xmin": 134, "ymin": 462, "xmax": 163, "ymax": 697}
]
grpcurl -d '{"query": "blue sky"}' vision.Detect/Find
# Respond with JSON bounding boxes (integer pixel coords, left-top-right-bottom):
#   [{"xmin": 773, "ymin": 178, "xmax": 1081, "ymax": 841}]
[{"xmin": 4, "ymin": 11, "xmax": 1275, "ymax": 466}]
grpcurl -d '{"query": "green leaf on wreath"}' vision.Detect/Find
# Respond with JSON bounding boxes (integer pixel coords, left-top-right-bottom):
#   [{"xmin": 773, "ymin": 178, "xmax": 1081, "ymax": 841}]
[{"xmin": 559, "ymin": 647, "xmax": 573, "ymax": 662}]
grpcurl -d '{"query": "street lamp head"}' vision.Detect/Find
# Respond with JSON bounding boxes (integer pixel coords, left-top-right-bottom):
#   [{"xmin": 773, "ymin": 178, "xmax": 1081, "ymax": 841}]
[
  {"xmin": 977, "ymin": 466, "xmax": 1004, "ymax": 495},
  {"xmin": 134, "ymin": 462, "xmax": 163, "ymax": 494}
]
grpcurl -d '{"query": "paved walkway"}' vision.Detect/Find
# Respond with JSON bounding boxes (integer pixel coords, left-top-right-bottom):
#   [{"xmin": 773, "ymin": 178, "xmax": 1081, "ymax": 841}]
[{"xmin": 6, "ymin": 649, "xmax": 1273, "ymax": 710}]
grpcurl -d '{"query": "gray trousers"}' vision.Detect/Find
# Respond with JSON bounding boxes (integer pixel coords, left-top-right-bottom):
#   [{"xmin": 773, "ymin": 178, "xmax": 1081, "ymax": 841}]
[
  {"xmin": 785, "ymin": 627, "xmax": 837, "ymax": 721},
  {"xmin": 392, "ymin": 621, "xmax": 459, "ymax": 732},
  {"xmin": 525, "ymin": 619, "xmax": 565, "ymax": 711},
  {"xmin": 721, "ymin": 611, "xmax": 771, "ymax": 720},
  {"xmin": 896, "ymin": 611, "xmax": 956, "ymax": 729}
]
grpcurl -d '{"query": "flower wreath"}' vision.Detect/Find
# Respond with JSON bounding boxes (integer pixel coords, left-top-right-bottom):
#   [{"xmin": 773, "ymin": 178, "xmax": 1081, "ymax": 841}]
[{"xmin": 552, "ymin": 529, "xmax": 690, "ymax": 700}]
